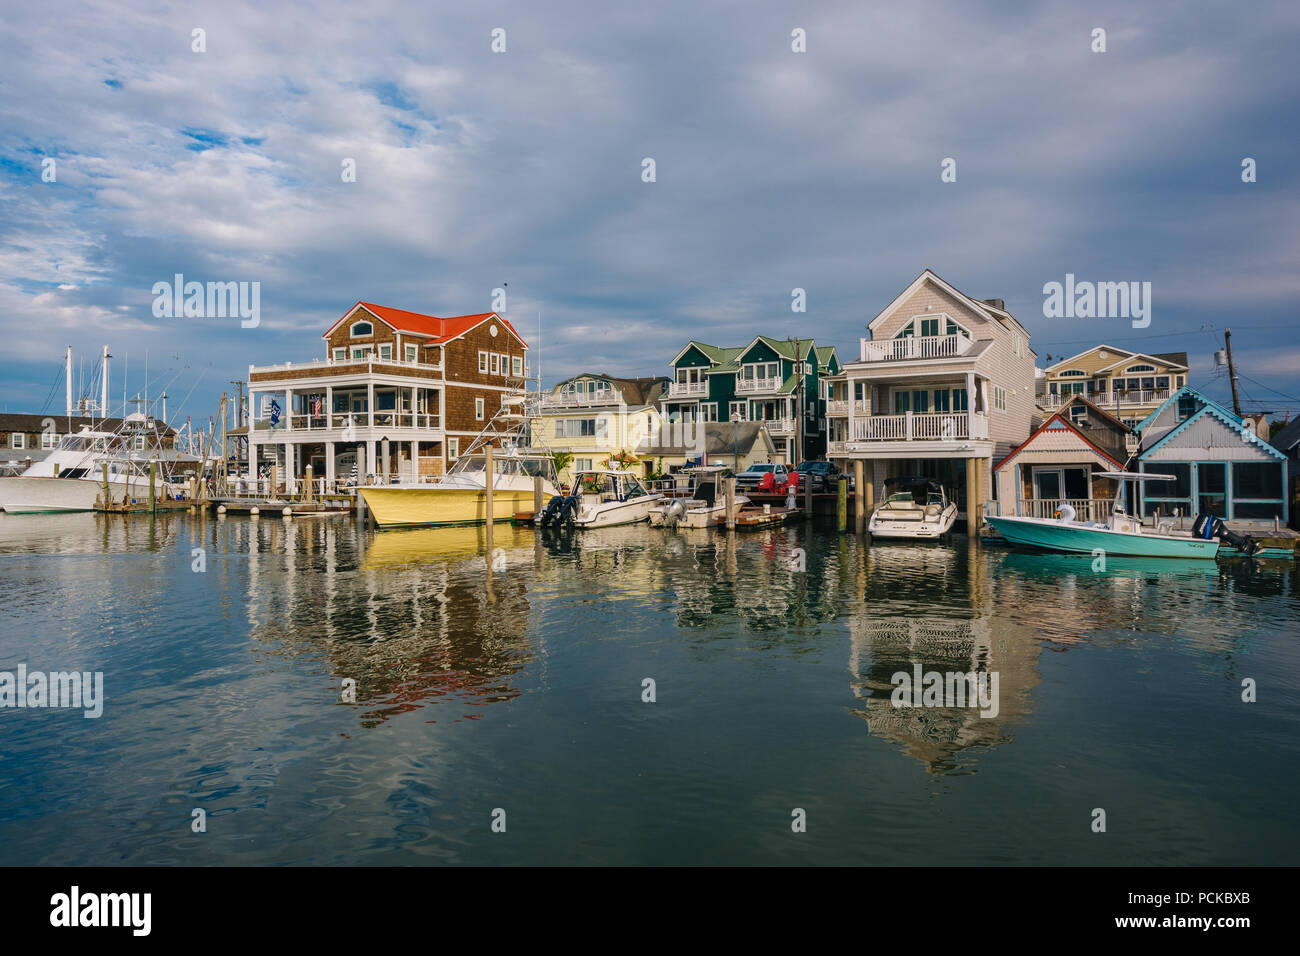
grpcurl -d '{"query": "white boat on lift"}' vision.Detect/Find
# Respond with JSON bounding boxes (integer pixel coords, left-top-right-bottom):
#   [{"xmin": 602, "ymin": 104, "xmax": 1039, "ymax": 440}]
[
  {"xmin": 539, "ymin": 470, "xmax": 664, "ymax": 529},
  {"xmin": 868, "ymin": 476, "xmax": 958, "ymax": 540},
  {"xmin": 649, "ymin": 466, "xmax": 749, "ymax": 529}
]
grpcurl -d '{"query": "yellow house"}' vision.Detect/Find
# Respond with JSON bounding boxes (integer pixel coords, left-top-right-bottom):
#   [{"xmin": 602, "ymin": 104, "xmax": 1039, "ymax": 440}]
[
  {"xmin": 536, "ymin": 373, "xmax": 669, "ymax": 484},
  {"xmin": 1041, "ymin": 345, "xmax": 1188, "ymax": 429}
]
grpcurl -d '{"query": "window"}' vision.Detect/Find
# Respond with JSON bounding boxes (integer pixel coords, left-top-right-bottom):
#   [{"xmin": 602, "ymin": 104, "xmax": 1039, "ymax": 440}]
[
  {"xmin": 10, "ymin": 433, "xmax": 25, "ymax": 449},
  {"xmin": 994, "ymin": 386, "xmax": 1007, "ymax": 412},
  {"xmin": 351, "ymin": 345, "xmax": 372, "ymax": 360},
  {"xmin": 512, "ymin": 356, "xmax": 523, "ymax": 376},
  {"xmin": 475, "ymin": 398, "xmax": 485, "ymax": 420},
  {"xmin": 41, "ymin": 431, "xmax": 59, "ymax": 450},
  {"xmin": 952, "ymin": 388, "xmax": 968, "ymax": 412},
  {"xmin": 554, "ymin": 418, "xmax": 605, "ymax": 438},
  {"xmin": 448, "ymin": 438, "xmax": 459, "ymax": 459},
  {"xmin": 1125, "ymin": 364, "xmax": 1156, "ymax": 373},
  {"xmin": 489, "ymin": 354, "xmax": 499, "ymax": 375},
  {"xmin": 1232, "ymin": 462, "xmax": 1284, "ymax": 519},
  {"xmin": 919, "ymin": 317, "xmax": 939, "ymax": 338},
  {"xmin": 1058, "ymin": 369, "xmax": 1086, "ymax": 377},
  {"xmin": 728, "ymin": 401, "xmax": 747, "ymax": 421},
  {"xmin": 1141, "ymin": 463, "xmax": 1192, "ymax": 517},
  {"xmin": 497, "ymin": 354, "xmax": 507, "ymax": 376},
  {"xmin": 1176, "ymin": 375, "xmax": 1185, "ymax": 388},
  {"xmin": 1014, "ymin": 333, "xmax": 1024, "ymax": 357},
  {"xmin": 405, "ymin": 344, "xmax": 418, "ymax": 363},
  {"xmin": 478, "ymin": 351, "xmax": 489, "ymax": 372},
  {"xmin": 700, "ymin": 404, "xmax": 720, "ymax": 422},
  {"xmin": 741, "ymin": 362, "xmax": 780, "ymax": 383},
  {"xmin": 911, "ymin": 390, "xmax": 929, "ymax": 413},
  {"xmin": 349, "ymin": 321, "xmax": 373, "ymax": 337},
  {"xmin": 332, "ymin": 348, "xmax": 346, "ymax": 362},
  {"xmin": 134, "ymin": 436, "xmax": 146, "ymax": 450},
  {"xmin": 893, "ymin": 391, "xmax": 910, "ymax": 413},
  {"xmin": 1176, "ymin": 396, "xmax": 1197, "ymax": 421},
  {"xmin": 576, "ymin": 458, "xmax": 593, "ymax": 473},
  {"xmin": 378, "ymin": 344, "xmax": 392, "ymax": 360}
]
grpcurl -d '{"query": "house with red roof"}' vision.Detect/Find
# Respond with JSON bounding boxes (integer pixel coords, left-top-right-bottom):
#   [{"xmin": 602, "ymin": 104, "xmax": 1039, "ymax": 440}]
[
  {"xmin": 246, "ymin": 301, "xmax": 529, "ymax": 486},
  {"xmin": 992, "ymin": 395, "xmax": 1137, "ymax": 523}
]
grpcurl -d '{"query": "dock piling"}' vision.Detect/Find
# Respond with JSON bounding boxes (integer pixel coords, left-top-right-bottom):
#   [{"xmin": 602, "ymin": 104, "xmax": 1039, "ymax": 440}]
[
  {"xmin": 484, "ymin": 445, "xmax": 495, "ymax": 557},
  {"xmin": 837, "ymin": 476, "xmax": 847, "ymax": 533},
  {"xmin": 725, "ymin": 476, "xmax": 736, "ymax": 531},
  {"xmin": 148, "ymin": 460, "xmax": 157, "ymax": 514}
]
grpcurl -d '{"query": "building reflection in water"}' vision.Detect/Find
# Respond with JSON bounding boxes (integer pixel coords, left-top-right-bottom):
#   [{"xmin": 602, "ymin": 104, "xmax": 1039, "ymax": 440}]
[{"xmin": 211, "ymin": 515, "xmax": 536, "ymax": 728}]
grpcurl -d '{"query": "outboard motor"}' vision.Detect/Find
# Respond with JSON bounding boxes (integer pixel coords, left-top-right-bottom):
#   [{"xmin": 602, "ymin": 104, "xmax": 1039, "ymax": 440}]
[
  {"xmin": 538, "ymin": 494, "xmax": 565, "ymax": 527},
  {"xmin": 557, "ymin": 495, "xmax": 581, "ymax": 527},
  {"xmin": 663, "ymin": 499, "xmax": 686, "ymax": 529},
  {"xmin": 1193, "ymin": 513, "xmax": 1261, "ymax": 557}
]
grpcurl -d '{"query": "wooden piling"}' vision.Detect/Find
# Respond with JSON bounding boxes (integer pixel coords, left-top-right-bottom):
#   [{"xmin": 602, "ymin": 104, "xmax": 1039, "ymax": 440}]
[
  {"xmin": 837, "ymin": 476, "xmax": 847, "ymax": 533},
  {"xmin": 101, "ymin": 463, "xmax": 109, "ymax": 509},
  {"xmin": 725, "ymin": 476, "xmax": 736, "ymax": 531},
  {"xmin": 484, "ymin": 444, "xmax": 495, "ymax": 556},
  {"xmin": 534, "ymin": 475, "xmax": 544, "ymax": 514},
  {"xmin": 148, "ymin": 460, "xmax": 158, "ymax": 513},
  {"xmin": 803, "ymin": 474, "xmax": 812, "ymax": 520},
  {"xmin": 853, "ymin": 460, "xmax": 865, "ymax": 535}
]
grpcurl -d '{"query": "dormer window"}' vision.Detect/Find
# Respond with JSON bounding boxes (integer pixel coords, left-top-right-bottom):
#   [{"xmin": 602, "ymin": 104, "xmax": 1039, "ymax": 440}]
[
  {"xmin": 1125, "ymin": 364, "xmax": 1155, "ymax": 373},
  {"xmin": 350, "ymin": 320, "xmax": 374, "ymax": 337}
]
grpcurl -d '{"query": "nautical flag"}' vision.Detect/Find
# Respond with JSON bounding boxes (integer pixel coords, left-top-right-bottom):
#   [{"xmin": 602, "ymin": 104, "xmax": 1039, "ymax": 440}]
[{"xmin": 269, "ymin": 398, "xmax": 281, "ymax": 428}]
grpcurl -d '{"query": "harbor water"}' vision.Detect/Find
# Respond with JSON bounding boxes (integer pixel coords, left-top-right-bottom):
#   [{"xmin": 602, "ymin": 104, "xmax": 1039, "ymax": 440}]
[{"xmin": 1, "ymin": 511, "xmax": 1297, "ymax": 865}]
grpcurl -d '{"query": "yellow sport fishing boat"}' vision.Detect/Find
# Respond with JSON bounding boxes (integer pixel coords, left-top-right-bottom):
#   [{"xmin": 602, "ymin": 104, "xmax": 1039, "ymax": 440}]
[{"xmin": 358, "ymin": 451, "xmax": 561, "ymax": 528}]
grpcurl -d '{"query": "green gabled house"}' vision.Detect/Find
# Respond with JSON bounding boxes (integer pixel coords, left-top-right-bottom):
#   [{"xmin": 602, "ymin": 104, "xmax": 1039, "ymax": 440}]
[{"xmin": 661, "ymin": 335, "xmax": 840, "ymax": 463}]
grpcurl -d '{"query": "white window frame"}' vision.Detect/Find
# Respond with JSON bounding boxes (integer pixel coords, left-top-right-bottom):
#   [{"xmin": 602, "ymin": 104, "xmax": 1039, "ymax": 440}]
[
  {"xmin": 699, "ymin": 403, "xmax": 720, "ymax": 422},
  {"xmin": 478, "ymin": 351, "xmax": 489, "ymax": 373},
  {"xmin": 475, "ymin": 397, "xmax": 485, "ymax": 420},
  {"xmin": 351, "ymin": 345, "xmax": 372, "ymax": 360},
  {"xmin": 332, "ymin": 347, "xmax": 346, "ymax": 362},
  {"xmin": 41, "ymin": 431, "xmax": 59, "ymax": 450},
  {"xmin": 349, "ymin": 320, "xmax": 373, "ymax": 338},
  {"xmin": 512, "ymin": 356, "xmax": 523, "ymax": 376},
  {"xmin": 447, "ymin": 438, "xmax": 459, "ymax": 459},
  {"xmin": 404, "ymin": 344, "xmax": 418, "ymax": 363},
  {"xmin": 728, "ymin": 401, "xmax": 748, "ymax": 421},
  {"xmin": 489, "ymin": 354, "xmax": 499, "ymax": 375},
  {"xmin": 994, "ymin": 385, "xmax": 1007, "ymax": 412},
  {"xmin": 10, "ymin": 432, "xmax": 25, "ymax": 449},
  {"xmin": 378, "ymin": 343, "xmax": 392, "ymax": 360}
]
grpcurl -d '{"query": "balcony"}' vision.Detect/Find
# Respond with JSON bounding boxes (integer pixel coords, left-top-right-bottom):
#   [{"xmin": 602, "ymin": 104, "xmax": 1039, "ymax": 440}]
[
  {"xmin": 759, "ymin": 418, "xmax": 796, "ymax": 436},
  {"xmin": 668, "ymin": 381, "xmax": 707, "ymax": 398},
  {"xmin": 851, "ymin": 412, "xmax": 988, "ymax": 442},
  {"xmin": 859, "ymin": 334, "xmax": 975, "ymax": 363},
  {"xmin": 278, "ymin": 412, "xmax": 442, "ymax": 432},
  {"xmin": 827, "ymin": 440, "xmax": 848, "ymax": 455},
  {"xmin": 826, "ymin": 399, "xmax": 849, "ymax": 416},
  {"xmin": 1042, "ymin": 389, "xmax": 1170, "ymax": 409},
  {"xmin": 542, "ymin": 390, "xmax": 619, "ymax": 408},
  {"xmin": 250, "ymin": 357, "xmax": 444, "ymax": 383},
  {"xmin": 736, "ymin": 376, "xmax": 783, "ymax": 394}
]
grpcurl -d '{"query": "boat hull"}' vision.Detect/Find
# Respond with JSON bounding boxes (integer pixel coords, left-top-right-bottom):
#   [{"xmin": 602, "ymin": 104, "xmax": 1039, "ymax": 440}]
[
  {"xmin": 0, "ymin": 476, "xmax": 116, "ymax": 513},
  {"xmin": 573, "ymin": 495, "xmax": 663, "ymax": 528},
  {"xmin": 359, "ymin": 485, "xmax": 544, "ymax": 528},
  {"xmin": 868, "ymin": 505, "xmax": 958, "ymax": 540},
  {"xmin": 985, "ymin": 515, "xmax": 1220, "ymax": 559}
]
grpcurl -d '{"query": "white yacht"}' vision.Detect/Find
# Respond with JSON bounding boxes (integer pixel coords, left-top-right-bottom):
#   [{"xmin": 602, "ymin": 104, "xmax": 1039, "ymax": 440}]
[
  {"xmin": 868, "ymin": 477, "xmax": 958, "ymax": 540},
  {"xmin": 0, "ymin": 414, "xmax": 193, "ymax": 513}
]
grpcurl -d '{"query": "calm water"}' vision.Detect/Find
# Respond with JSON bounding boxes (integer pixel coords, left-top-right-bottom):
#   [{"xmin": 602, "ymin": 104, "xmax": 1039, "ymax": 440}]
[{"xmin": 1, "ymin": 510, "xmax": 1297, "ymax": 866}]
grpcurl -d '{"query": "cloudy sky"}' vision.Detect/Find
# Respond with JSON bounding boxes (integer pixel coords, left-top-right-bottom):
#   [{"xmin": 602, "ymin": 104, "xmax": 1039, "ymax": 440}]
[{"xmin": 1, "ymin": 0, "xmax": 1298, "ymax": 427}]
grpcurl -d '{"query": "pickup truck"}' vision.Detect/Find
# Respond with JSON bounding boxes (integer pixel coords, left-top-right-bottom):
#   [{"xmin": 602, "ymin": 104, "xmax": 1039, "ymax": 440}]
[{"xmin": 733, "ymin": 463, "xmax": 791, "ymax": 492}]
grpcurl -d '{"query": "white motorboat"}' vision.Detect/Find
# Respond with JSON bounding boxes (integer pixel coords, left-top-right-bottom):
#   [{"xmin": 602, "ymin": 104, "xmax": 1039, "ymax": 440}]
[
  {"xmin": 649, "ymin": 466, "xmax": 749, "ymax": 529},
  {"xmin": 868, "ymin": 477, "xmax": 958, "ymax": 540},
  {"xmin": 538, "ymin": 470, "xmax": 663, "ymax": 529}
]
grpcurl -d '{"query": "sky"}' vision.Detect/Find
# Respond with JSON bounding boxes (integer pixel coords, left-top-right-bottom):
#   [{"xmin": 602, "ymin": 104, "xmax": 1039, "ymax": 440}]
[{"xmin": 1, "ymin": 0, "xmax": 1298, "ymax": 429}]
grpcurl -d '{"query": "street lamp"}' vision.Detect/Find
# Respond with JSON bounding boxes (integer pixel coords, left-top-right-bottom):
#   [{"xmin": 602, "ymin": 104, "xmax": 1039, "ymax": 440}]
[{"xmin": 731, "ymin": 410, "xmax": 742, "ymax": 473}]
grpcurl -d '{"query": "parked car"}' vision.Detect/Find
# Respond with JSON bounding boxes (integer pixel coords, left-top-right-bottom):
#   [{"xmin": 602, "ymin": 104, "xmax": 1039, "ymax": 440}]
[
  {"xmin": 734, "ymin": 463, "xmax": 790, "ymax": 492},
  {"xmin": 795, "ymin": 460, "xmax": 853, "ymax": 492}
]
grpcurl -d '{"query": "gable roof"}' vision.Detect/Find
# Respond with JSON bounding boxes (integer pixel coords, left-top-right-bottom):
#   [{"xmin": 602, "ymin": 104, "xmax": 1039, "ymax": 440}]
[
  {"xmin": 1096, "ymin": 350, "xmax": 1189, "ymax": 374},
  {"xmin": 322, "ymin": 302, "xmax": 526, "ymax": 347},
  {"xmin": 1045, "ymin": 344, "xmax": 1134, "ymax": 372},
  {"xmin": 1269, "ymin": 417, "xmax": 1300, "ymax": 454},
  {"xmin": 1134, "ymin": 385, "xmax": 1226, "ymax": 433},
  {"xmin": 994, "ymin": 401, "xmax": 1130, "ymax": 474},
  {"xmin": 1137, "ymin": 387, "xmax": 1284, "ymax": 460},
  {"xmin": 867, "ymin": 269, "xmax": 1029, "ymax": 340},
  {"xmin": 554, "ymin": 373, "xmax": 670, "ymax": 406}
]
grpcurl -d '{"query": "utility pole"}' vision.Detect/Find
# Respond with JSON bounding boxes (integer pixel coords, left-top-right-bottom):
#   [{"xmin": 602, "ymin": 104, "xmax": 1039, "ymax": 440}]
[{"xmin": 1225, "ymin": 328, "xmax": 1242, "ymax": 416}]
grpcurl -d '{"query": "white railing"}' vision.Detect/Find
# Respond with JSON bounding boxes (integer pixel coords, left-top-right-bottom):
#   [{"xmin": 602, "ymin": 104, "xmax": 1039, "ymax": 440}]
[
  {"xmin": 851, "ymin": 412, "xmax": 987, "ymax": 442},
  {"xmin": 826, "ymin": 399, "xmax": 849, "ymax": 416},
  {"xmin": 1043, "ymin": 389, "xmax": 1171, "ymax": 409},
  {"xmin": 736, "ymin": 376, "xmax": 782, "ymax": 393},
  {"xmin": 272, "ymin": 412, "xmax": 442, "ymax": 431},
  {"xmin": 542, "ymin": 390, "xmax": 619, "ymax": 408},
  {"xmin": 668, "ymin": 381, "xmax": 707, "ymax": 397},
  {"xmin": 853, "ymin": 400, "xmax": 871, "ymax": 415},
  {"xmin": 760, "ymin": 418, "xmax": 796, "ymax": 436},
  {"xmin": 1015, "ymin": 498, "xmax": 1115, "ymax": 523},
  {"xmin": 827, "ymin": 440, "xmax": 848, "ymax": 455},
  {"xmin": 250, "ymin": 357, "xmax": 444, "ymax": 377},
  {"xmin": 859, "ymin": 334, "xmax": 974, "ymax": 363}
]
